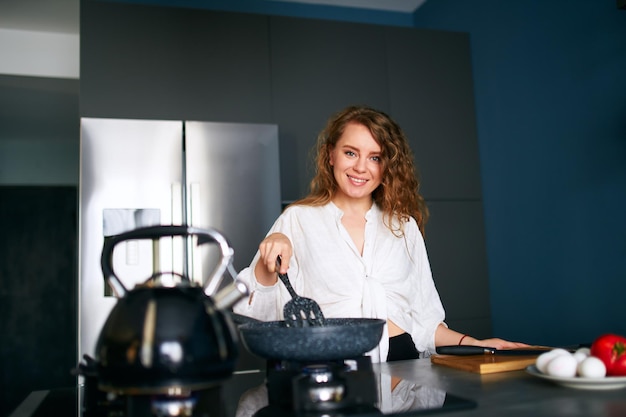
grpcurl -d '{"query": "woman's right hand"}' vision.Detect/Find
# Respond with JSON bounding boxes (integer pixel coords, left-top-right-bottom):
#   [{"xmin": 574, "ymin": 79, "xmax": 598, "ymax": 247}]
[{"xmin": 254, "ymin": 232, "xmax": 293, "ymax": 285}]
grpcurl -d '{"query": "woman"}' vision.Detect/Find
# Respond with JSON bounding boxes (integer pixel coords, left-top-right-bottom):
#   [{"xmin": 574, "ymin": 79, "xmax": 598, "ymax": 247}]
[{"xmin": 234, "ymin": 105, "xmax": 527, "ymax": 362}]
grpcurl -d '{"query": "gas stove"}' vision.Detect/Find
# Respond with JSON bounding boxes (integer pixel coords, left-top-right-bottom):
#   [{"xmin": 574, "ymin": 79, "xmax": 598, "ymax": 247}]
[
  {"xmin": 87, "ymin": 356, "xmax": 476, "ymax": 417},
  {"xmin": 26, "ymin": 356, "xmax": 476, "ymax": 417}
]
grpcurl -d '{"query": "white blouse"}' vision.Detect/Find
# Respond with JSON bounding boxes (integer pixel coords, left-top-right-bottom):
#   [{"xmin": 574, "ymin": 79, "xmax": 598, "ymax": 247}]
[{"xmin": 233, "ymin": 202, "xmax": 446, "ymax": 362}]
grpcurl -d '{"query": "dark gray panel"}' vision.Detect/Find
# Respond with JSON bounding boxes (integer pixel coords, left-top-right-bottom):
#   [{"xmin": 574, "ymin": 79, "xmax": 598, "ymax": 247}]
[
  {"xmin": 385, "ymin": 27, "xmax": 482, "ymax": 200},
  {"xmin": 0, "ymin": 75, "xmax": 79, "ymax": 142},
  {"xmin": 269, "ymin": 16, "xmax": 390, "ymax": 201},
  {"xmin": 0, "ymin": 186, "xmax": 77, "ymax": 416},
  {"xmin": 80, "ymin": 1, "xmax": 272, "ymax": 123},
  {"xmin": 0, "ymin": 139, "xmax": 79, "ymax": 186},
  {"xmin": 424, "ymin": 201, "xmax": 491, "ymax": 326}
]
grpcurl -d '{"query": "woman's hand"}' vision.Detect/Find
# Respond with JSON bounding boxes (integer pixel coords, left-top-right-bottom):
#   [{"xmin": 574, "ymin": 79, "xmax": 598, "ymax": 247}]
[
  {"xmin": 254, "ymin": 233, "xmax": 293, "ymax": 285},
  {"xmin": 466, "ymin": 337, "xmax": 530, "ymax": 350}
]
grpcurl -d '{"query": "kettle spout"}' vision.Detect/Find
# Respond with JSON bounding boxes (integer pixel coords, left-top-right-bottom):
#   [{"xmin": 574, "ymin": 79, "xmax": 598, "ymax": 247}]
[{"xmin": 213, "ymin": 279, "xmax": 249, "ymax": 310}]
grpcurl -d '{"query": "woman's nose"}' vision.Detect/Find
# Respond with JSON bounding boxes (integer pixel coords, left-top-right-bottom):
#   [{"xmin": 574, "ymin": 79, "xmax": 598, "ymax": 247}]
[{"xmin": 354, "ymin": 157, "xmax": 367, "ymax": 172}]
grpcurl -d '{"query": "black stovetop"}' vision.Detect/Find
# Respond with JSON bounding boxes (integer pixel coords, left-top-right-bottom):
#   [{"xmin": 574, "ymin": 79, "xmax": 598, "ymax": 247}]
[{"xmin": 27, "ymin": 359, "xmax": 476, "ymax": 417}]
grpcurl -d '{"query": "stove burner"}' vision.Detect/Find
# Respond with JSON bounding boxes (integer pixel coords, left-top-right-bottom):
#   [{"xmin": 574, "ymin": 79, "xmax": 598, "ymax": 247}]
[
  {"xmin": 150, "ymin": 395, "xmax": 197, "ymax": 417},
  {"xmin": 76, "ymin": 354, "xmax": 228, "ymax": 417},
  {"xmin": 264, "ymin": 356, "xmax": 378, "ymax": 414},
  {"xmin": 295, "ymin": 365, "xmax": 346, "ymax": 408}
]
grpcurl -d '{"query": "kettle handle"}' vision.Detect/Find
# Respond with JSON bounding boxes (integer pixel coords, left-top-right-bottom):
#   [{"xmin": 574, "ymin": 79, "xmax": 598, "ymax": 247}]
[{"xmin": 101, "ymin": 225, "xmax": 235, "ymax": 298}]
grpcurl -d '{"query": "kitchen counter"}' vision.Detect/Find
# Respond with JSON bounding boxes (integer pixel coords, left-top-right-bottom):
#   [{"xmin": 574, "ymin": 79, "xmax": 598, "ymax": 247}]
[
  {"xmin": 10, "ymin": 358, "xmax": 626, "ymax": 417},
  {"xmin": 380, "ymin": 358, "xmax": 626, "ymax": 417}
]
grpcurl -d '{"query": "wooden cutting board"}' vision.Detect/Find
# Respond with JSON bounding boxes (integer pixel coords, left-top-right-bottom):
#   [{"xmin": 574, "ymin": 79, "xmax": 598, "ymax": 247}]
[{"xmin": 431, "ymin": 354, "xmax": 538, "ymax": 374}]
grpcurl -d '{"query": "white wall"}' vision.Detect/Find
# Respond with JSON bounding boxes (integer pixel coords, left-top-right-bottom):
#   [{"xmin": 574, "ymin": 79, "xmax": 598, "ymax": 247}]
[{"xmin": 0, "ymin": 28, "xmax": 78, "ymax": 79}]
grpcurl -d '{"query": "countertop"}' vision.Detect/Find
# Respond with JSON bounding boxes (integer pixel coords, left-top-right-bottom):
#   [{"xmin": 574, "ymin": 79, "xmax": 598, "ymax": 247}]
[
  {"xmin": 379, "ymin": 358, "xmax": 626, "ymax": 417},
  {"xmin": 10, "ymin": 358, "xmax": 626, "ymax": 417}
]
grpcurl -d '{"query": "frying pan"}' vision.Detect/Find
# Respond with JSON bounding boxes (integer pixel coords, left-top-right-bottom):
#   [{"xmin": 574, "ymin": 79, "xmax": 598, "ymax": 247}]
[{"xmin": 231, "ymin": 313, "xmax": 385, "ymax": 362}]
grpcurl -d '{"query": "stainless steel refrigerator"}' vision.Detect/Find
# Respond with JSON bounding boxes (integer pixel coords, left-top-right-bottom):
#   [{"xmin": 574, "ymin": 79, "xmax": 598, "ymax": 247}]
[{"xmin": 78, "ymin": 117, "xmax": 281, "ymax": 363}]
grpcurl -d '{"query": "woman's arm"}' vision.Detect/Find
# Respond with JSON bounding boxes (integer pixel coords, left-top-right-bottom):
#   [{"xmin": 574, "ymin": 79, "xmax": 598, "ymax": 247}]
[{"xmin": 434, "ymin": 324, "xmax": 530, "ymax": 349}]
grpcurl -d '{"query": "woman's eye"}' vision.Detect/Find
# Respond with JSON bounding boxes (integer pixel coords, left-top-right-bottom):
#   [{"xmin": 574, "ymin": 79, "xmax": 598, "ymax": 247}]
[
  {"xmin": 371, "ymin": 156, "xmax": 381, "ymax": 162},
  {"xmin": 345, "ymin": 150, "xmax": 356, "ymax": 157}
]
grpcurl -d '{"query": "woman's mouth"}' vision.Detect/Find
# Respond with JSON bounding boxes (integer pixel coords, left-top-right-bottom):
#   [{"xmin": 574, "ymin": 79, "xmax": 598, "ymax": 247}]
[{"xmin": 348, "ymin": 175, "xmax": 367, "ymax": 184}]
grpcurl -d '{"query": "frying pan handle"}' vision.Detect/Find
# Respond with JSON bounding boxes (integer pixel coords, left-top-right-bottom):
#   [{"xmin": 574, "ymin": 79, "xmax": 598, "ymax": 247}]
[{"xmin": 100, "ymin": 225, "xmax": 235, "ymax": 297}]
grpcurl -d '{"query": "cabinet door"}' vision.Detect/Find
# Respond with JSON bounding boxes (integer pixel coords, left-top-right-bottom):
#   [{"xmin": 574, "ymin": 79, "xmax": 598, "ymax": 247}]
[
  {"xmin": 269, "ymin": 16, "xmax": 390, "ymax": 202},
  {"xmin": 386, "ymin": 27, "xmax": 482, "ymax": 200},
  {"xmin": 425, "ymin": 201, "xmax": 492, "ymax": 337},
  {"xmin": 80, "ymin": 1, "xmax": 273, "ymax": 122}
]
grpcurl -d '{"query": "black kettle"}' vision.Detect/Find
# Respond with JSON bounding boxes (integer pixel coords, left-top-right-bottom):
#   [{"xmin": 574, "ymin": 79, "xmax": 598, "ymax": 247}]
[{"xmin": 94, "ymin": 225, "xmax": 248, "ymax": 394}]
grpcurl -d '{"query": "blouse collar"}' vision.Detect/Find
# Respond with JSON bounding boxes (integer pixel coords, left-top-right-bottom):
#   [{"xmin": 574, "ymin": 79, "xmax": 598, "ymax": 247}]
[{"xmin": 328, "ymin": 201, "xmax": 380, "ymax": 222}]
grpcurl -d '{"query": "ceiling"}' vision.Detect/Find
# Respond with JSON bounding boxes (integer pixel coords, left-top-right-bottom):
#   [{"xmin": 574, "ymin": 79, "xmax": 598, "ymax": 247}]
[
  {"xmin": 0, "ymin": 0, "xmax": 79, "ymax": 33},
  {"xmin": 0, "ymin": 0, "xmax": 426, "ymax": 146},
  {"xmin": 0, "ymin": 0, "xmax": 426, "ymax": 34}
]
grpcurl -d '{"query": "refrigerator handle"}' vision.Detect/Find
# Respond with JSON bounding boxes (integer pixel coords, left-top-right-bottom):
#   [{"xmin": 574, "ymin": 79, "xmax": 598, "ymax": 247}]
[
  {"xmin": 171, "ymin": 183, "xmax": 185, "ymax": 278},
  {"xmin": 188, "ymin": 182, "xmax": 203, "ymax": 283}
]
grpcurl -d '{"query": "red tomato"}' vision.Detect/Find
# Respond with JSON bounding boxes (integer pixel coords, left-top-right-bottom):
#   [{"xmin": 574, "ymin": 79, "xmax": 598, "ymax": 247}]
[{"xmin": 590, "ymin": 334, "xmax": 626, "ymax": 376}]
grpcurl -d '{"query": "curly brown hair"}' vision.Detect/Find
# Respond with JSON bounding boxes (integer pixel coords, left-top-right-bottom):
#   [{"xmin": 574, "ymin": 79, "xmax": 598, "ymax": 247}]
[{"xmin": 294, "ymin": 105, "xmax": 429, "ymax": 236}]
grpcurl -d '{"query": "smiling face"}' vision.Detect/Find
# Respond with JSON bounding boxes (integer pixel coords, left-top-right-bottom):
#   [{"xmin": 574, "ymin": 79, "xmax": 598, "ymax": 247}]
[{"xmin": 329, "ymin": 122, "xmax": 383, "ymax": 206}]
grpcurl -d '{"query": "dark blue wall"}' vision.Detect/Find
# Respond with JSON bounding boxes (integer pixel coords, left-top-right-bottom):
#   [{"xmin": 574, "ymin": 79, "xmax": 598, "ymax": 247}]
[
  {"xmin": 411, "ymin": 0, "xmax": 626, "ymax": 346},
  {"xmin": 103, "ymin": 0, "xmax": 626, "ymax": 346}
]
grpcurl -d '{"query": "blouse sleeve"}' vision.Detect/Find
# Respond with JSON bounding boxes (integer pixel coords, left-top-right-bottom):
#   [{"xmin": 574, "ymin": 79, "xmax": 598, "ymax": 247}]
[
  {"xmin": 232, "ymin": 210, "xmax": 294, "ymax": 320},
  {"xmin": 232, "ymin": 251, "xmax": 283, "ymax": 320},
  {"xmin": 407, "ymin": 221, "xmax": 446, "ymax": 356}
]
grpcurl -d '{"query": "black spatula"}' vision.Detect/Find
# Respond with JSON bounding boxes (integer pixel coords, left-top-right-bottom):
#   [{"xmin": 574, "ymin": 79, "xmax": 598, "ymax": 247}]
[{"xmin": 276, "ymin": 256, "xmax": 325, "ymax": 327}]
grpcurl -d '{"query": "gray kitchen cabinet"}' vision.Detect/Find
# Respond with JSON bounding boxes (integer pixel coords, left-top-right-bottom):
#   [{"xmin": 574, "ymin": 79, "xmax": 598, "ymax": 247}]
[{"xmin": 77, "ymin": 0, "xmax": 490, "ymax": 351}]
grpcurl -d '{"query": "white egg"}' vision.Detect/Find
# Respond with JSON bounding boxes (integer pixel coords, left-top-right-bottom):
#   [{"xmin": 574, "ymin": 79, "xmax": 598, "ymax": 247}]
[
  {"xmin": 575, "ymin": 347, "xmax": 591, "ymax": 355},
  {"xmin": 546, "ymin": 354, "xmax": 578, "ymax": 378},
  {"xmin": 577, "ymin": 356, "xmax": 607, "ymax": 378},
  {"xmin": 536, "ymin": 348, "xmax": 571, "ymax": 374},
  {"xmin": 573, "ymin": 347, "xmax": 591, "ymax": 363}
]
